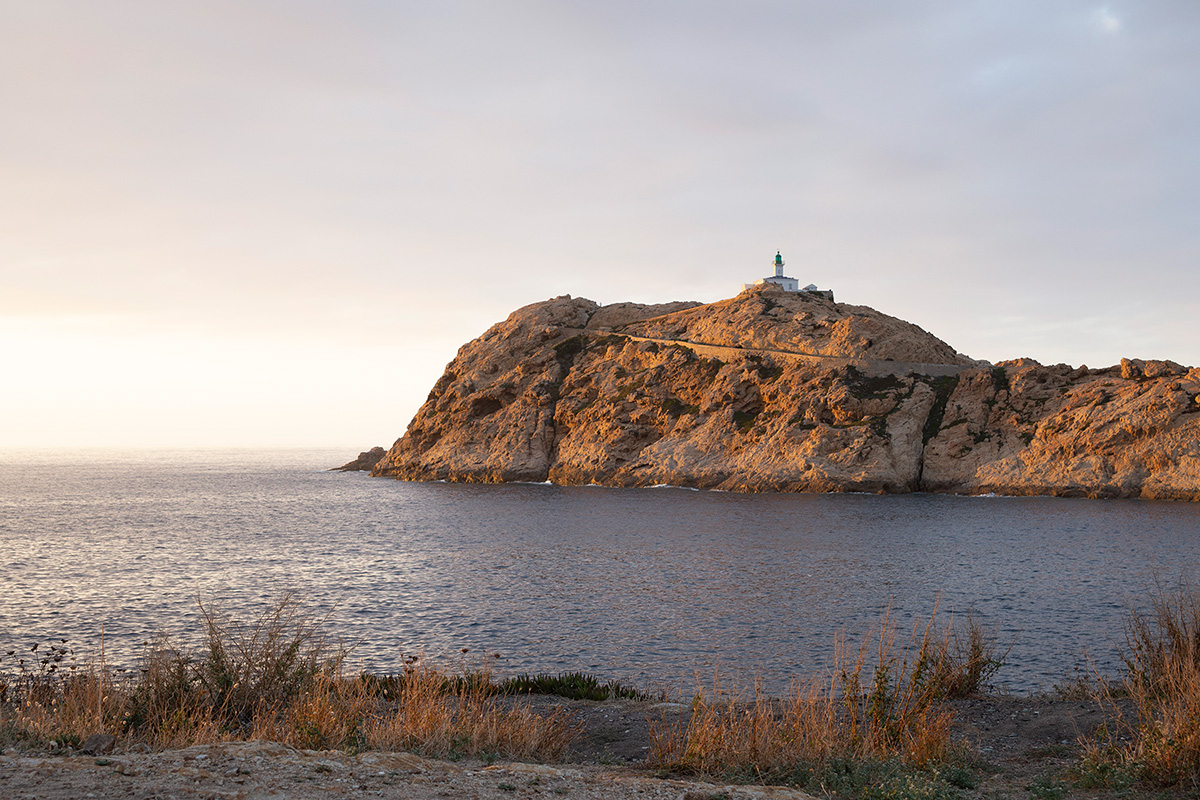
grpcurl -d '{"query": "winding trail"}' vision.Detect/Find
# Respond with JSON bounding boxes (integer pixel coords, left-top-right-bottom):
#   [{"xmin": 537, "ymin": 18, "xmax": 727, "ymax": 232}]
[{"xmin": 563, "ymin": 327, "xmax": 970, "ymax": 378}]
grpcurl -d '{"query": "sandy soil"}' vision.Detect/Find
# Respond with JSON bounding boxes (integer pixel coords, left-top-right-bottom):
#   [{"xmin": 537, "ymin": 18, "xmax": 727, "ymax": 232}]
[{"xmin": 0, "ymin": 694, "xmax": 1132, "ymax": 799}]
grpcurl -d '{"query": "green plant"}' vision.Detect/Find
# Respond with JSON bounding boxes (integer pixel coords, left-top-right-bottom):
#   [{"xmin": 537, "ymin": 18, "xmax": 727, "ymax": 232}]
[
  {"xmin": 862, "ymin": 769, "xmax": 961, "ymax": 800},
  {"xmin": 498, "ymin": 671, "xmax": 652, "ymax": 701},
  {"xmin": 908, "ymin": 615, "xmax": 1006, "ymax": 700},
  {"xmin": 1072, "ymin": 755, "xmax": 1136, "ymax": 791},
  {"xmin": 1027, "ymin": 770, "xmax": 1067, "ymax": 799},
  {"xmin": 195, "ymin": 593, "xmax": 346, "ymax": 727},
  {"xmin": 1052, "ymin": 664, "xmax": 1094, "ymax": 701},
  {"xmin": 733, "ymin": 409, "xmax": 760, "ymax": 432},
  {"xmin": 990, "ymin": 366, "xmax": 1009, "ymax": 394},
  {"xmin": 922, "ymin": 377, "xmax": 960, "ymax": 444},
  {"xmin": 552, "ymin": 335, "xmax": 586, "ymax": 361},
  {"xmin": 660, "ymin": 398, "xmax": 700, "ymax": 418},
  {"xmin": 936, "ymin": 764, "xmax": 977, "ymax": 790},
  {"xmin": 848, "ymin": 373, "xmax": 905, "ymax": 401}
]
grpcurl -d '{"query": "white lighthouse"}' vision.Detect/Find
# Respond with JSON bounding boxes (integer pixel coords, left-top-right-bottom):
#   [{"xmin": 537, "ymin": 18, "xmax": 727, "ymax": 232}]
[
  {"xmin": 742, "ymin": 251, "xmax": 834, "ymax": 300},
  {"xmin": 743, "ymin": 251, "xmax": 799, "ymax": 291}
]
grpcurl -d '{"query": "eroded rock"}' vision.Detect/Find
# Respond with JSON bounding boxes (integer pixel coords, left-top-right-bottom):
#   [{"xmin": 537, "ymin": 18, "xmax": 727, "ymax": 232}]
[
  {"xmin": 331, "ymin": 446, "xmax": 387, "ymax": 472},
  {"xmin": 373, "ymin": 288, "xmax": 1200, "ymax": 500}
]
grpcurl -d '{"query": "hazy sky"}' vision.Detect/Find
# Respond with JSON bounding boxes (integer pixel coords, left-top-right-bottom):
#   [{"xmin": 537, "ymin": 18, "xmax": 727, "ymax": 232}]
[{"xmin": 2, "ymin": 1, "xmax": 1197, "ymax": 448}]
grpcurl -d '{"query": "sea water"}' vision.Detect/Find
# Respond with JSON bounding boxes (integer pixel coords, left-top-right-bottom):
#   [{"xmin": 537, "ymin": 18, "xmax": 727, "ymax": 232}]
[{"xmin": 2, "ymin": 448, "xmax": 1198, "ymax": 694}]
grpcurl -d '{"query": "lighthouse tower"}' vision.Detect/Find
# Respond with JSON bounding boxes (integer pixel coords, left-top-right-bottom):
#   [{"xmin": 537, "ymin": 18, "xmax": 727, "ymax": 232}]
[
  {"xmin": 743, "ymin": 251, "xmax": 799, "ymax": 292},
  {"xmin": 742, "ymin": 251, "xmax": 836, "ymax": 300}
]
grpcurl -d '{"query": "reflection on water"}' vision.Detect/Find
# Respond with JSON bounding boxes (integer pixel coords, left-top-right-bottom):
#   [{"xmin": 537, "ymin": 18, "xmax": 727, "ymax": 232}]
[{"xmin": 1, "ymin": 448, "xmax": 1198, "ymax": 693}]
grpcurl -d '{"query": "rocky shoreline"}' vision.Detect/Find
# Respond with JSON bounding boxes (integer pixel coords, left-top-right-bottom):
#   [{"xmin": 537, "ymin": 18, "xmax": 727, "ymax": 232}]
[{"xmin": 370, "ymin": 285, "xmax": 1200, "ymax": 500}]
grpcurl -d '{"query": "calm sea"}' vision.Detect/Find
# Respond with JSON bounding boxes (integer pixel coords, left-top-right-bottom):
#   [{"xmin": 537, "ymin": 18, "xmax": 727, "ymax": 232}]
[{"xmin": 2, "ymin": 448, "xmax": 1198, "ymax": 694}]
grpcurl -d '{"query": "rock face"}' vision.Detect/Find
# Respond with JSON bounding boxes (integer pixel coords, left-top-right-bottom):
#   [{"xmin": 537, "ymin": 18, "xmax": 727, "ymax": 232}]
[
  {"xmin": 332, "ymin": 447, "xmax": 387, "ymax": 472},
  {"xmin": 373, "ymin": 285, "xmax": 1200, "ymax": 500}
]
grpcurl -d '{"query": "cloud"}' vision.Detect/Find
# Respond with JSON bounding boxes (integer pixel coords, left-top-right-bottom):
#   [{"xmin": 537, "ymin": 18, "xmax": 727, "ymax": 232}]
[
  {"xmin": 1, "ymin": 1, "xmax": 1198, "ymax": 445},
  {"xmin": 1092, "ymin": 7, "xmax": 1122, "ymax": 33}
]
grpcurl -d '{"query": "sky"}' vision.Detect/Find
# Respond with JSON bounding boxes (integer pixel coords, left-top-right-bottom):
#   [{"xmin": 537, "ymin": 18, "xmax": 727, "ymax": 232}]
[{"xmin": 2, "ymin": 1, "xmax": 1198, "ymax": 449}]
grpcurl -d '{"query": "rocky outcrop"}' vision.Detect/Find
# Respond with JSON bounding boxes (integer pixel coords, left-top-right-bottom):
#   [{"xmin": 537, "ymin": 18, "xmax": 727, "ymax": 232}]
[
  {"xmin": 332, "ymin": 447, "xmax": 387, "ymax": 472},
  {"xmin": 373, "ymin": 286, "xmax": 1200, "ymax": 500},
  {"xmin": 922, "ymin": 359, "xmax": 1200, "ymax": 500},
  {"xmin": 617, "ymin": 289, "xmax": 974, "ymax": 365}
]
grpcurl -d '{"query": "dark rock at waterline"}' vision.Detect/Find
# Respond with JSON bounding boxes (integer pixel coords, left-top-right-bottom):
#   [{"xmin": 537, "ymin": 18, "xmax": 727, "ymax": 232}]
[{"xmin": 331, "ymin": 447, "xmax": 386, "ymax": 472}]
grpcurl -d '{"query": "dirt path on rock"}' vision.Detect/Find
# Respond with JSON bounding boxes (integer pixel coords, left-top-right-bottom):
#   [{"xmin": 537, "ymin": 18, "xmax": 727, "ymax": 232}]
[{"xmin": 561, "ymin": 327, "xmax": 968, "ymax": 378}]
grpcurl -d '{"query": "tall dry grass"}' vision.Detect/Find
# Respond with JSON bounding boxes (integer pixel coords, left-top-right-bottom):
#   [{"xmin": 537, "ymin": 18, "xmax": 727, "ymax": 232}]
[
  {"xmin": 0, "ymin": 594, "xmax": 576, "ymax": 760},
  {"xmin": 195, "ymin": 594, "xmax": 345, "ymax": 727},
  {"xmin": 1083, "ymin": 580, "xmax": 1200, "ymax": 788},
  {"xmin": 649, "ymin": 608, "xmax": 1002, "ymax": 780},
  {"xmin": 364, "ymin": 663, "xmax": 576, "ymax": 759}
]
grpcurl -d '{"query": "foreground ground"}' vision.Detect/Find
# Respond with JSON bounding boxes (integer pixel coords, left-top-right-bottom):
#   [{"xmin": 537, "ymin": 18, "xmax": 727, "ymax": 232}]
[{"xmin": 0, "ymin": 693, "xmax": 1154, "ymax": 800}]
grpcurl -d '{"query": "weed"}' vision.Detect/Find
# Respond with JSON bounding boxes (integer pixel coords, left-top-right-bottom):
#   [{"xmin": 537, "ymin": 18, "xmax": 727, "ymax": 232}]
[
  {"xmin": 1027, "ymin": 770, "xmax": 1067, "ymax": 799},
  {"xmin": 733, "ymin": 409, "xmax": 760, "ymax": 432},
  {"xmin": 937, "ymin": 764, "xmax": 977, "ymax": 789},
  {"xmin": 660, "ymin": 398, "xmax": 701, "ymax": 418},
  {"xmin": 922, "ymin": 377, "xmax": 960, "ymax": 444},
  {"xmin": 362, "ymin": 662, "xmax": 578, "ymax": 761},
  {"xmin": 848, "ymin": 373, "xmax": 905, "ymax": 401},
  {"xmin": 1052, "ymin": 664, "xmax": 1094, "ymax": 701},
  {"xmin": 870, "ymin": 416, "xmax": 890, "ymax": 437},
  {"xmin": 1073, "ymin": 755, "xmax": 1137, "ymax": 791},
  {"xmin": 990, "ymin": 366, "xmax": 1009, "ymax": 394},
  {"xmin": 0, "ymin": 596, "xmax": 578, "ymax": 761},
  {"xmin": 194, "ymin": 593, "xmax": 348, "ymax": 728},
  {"xmin": 552, "ymin": 336, "xmax": 586, "ymax": 361},
  {"xmin": 862, "ymin": 769, "xmax": 961, "ymax": 800},
  {"xmin": 502, "ymin": 671, "xmax": 650, "ymax": 702},
  {"xmin": 1082, "ymin": 579, "xmax": 1200, "ymax": 787},
  {"xmin": 756, "ymin": 363, "xmax": 784, "ymax": 381},
  {"xmin": 1026, "ymin": 743, "xmax": 1074, "ymax": 760},
  {"xmin": 649, "ymin": 608, "xmax": 1002, "ymax": 787}
]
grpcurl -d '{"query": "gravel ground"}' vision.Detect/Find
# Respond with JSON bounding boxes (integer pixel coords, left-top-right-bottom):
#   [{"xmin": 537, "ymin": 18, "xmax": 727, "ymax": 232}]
[{"xmin": 0, "ymin": 740, "xmax": 815, "ymax": 800}]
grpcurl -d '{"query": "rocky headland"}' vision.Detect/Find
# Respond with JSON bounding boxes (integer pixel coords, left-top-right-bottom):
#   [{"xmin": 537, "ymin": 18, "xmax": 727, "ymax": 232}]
[
  {"xmin": 372, "ymin": 284, "xmax": 1200, "ymax": 500},
  {"xmin": 332, "ymin": 446, "xmax": 387, "ymax": 472}
]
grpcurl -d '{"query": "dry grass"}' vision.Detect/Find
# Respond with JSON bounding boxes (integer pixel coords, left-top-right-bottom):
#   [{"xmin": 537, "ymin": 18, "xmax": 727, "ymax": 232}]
[
  {"xmin": 649, "ymin": 608, "xmax": 1001, "ymax": 780},
  {"xmin": 1082, "ymin": 580, "xmax": 1200, "ymax": 789},
  {"xmin": 195, "ymin": 594, "xmax": 345, "ymax": 727},
  {"xmin": 365, "ymin": 664, "xmax": 576, "ymax": 759},
  {"xmin": 0, "ymin": 594, "xmax": 577, "ymax": 761}
]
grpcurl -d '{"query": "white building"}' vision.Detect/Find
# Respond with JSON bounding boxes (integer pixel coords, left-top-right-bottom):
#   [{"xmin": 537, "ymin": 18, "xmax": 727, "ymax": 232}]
[{"xmin": 743, "ymin": 252, "xmax": 834, "ymax": 301}]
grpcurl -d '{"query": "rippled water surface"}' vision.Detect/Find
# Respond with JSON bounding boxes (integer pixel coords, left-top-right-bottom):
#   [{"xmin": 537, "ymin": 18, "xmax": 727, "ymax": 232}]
[{"xmin": 2, "ymin": 448, "xmax": 1198, "ymax": 693}]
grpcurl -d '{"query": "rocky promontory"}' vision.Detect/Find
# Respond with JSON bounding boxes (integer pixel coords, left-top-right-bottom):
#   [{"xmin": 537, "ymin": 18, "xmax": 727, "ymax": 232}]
[
  {"xmin": 331, "ymin": 446, "xmax": 386, "ymax": 472},
  {"xmin": 373, "ymin": 285, "xmax": 1200, "ymax": 500}
]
